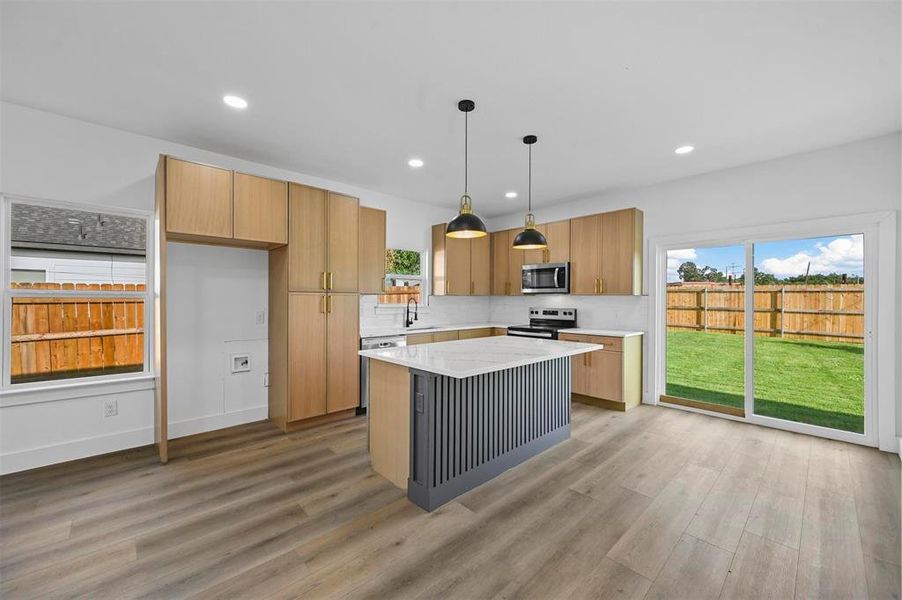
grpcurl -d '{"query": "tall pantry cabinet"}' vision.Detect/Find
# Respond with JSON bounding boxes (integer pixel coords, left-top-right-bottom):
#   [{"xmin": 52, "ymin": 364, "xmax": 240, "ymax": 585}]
[{"xmin": 270, "ymin": 183, "xmax": 361, "ymax": 431}]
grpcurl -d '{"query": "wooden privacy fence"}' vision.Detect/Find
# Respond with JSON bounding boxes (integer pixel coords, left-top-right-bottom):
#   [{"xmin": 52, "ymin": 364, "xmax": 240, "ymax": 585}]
[
  {"xmin": 666, "ymin": 284, "xmax": 864, "ymax": 343},
  {"xmin": 10, "ymin": 282, "xmax": 145, "ymax": 382},
  {"xmin": 378, "ymin": 285, "xmax": 421, "ymax": 305}
]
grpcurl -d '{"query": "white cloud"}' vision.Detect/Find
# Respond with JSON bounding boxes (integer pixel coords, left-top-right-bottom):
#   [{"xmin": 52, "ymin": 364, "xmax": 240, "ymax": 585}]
[
  {"xmin": 666, "ymin": 248, "xmax": 697, "ymax": 281},
  {"xmin": 759, "ymin": 235, "xmax": 863, "ymax": 277}
]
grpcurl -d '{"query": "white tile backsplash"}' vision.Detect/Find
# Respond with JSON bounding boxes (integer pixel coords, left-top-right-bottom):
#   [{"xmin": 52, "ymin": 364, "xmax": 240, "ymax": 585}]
[
  {"xmin": 360, "ymin": 294, "xmax": 492, "ymax": 332},
  {"xmin": 489, "ymin": 294, "xmax": 649, "ymax": 332},
  {"xmin": 361, "ymin": 293, "xmax": 647, "ymax": 333}
]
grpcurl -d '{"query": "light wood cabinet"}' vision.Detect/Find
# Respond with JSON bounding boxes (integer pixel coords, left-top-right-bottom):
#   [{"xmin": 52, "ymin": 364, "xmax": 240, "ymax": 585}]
[
  {"xmin": 288, "ymin": 293, "xmax": 328, "ymax": 420},
  {"xmin": 164, "ymin": 158, "xmax": 288, "ymax": 248},
  {"xmin": 470, "ymin": 235, "xmax": 492, "ymax": 295},
  {"xmin": 523, "ymin": 220, "xmax": 570, "ymax": 265},
  {"xmin": 328, "ymin": 192, "xmax": 359, "ymax": 292},
  {"xmin": 233, "ymin": 173, "xmax": 288, "ymax": 245},
  {"xmin": 600, "ymin": 208, "xmax": 643, "ymax": 295},
  {"xmin": 432, "ymin": 330, "xmax": 459, "ymax": 342},
  {"xmin": 283, "ymin": 292, "xmax": 360, "ymax": 423},
  {"xmin": 431, "ymin": 224, "xmax": 491, "ymax": 296},
  {"xmin": 165, "ymin": 157, "xmax": 233, "ymax": 239},
  {"xmin": 288, "ymin": 184, "xmax": 360, "ymax": 293},
  {"xmin": 491, "ymin": 229, "xmax": 526, "ymax": 295},
  {"xmin": 559, "ymin": 333, "xmax": 642, "ymax": 410},
  {"xmin": 570, "ymin": 208, "xmax": 643, "ymax": 295},
  {"xmin": 358, "ymin": 206, "xmax": 386, "ymax": 294},
  {"xmin": 406, "ymin": 327, "xmax": 493, "ymax": 345},
  {"xmin": 288, "ymin": 184, "xmax": 327, "ymax": 291},
  {"xmin": 407, "ymin": 332, "xmax": 435, "ymax": 345},
  {"xmin": 491, "ymin": 230, "xmax": 510, "ymax": 295},
  {"xmin": 458, "ymin": 327, "xmax": 492, "ymax": 340},
  {"xmin": 325, "ymin": 293, "xmax": 360, "ymax": 412}
]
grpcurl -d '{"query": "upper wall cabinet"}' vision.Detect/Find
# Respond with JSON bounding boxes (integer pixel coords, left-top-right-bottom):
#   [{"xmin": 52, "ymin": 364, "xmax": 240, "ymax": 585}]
[
  {"xmin": 165, "ymin": 157, "xmax": 233, "ymax": 239},
  {"xmin": 288, "ymin": 184, "xmax": 360, "ymax": 293},
  {"xmin": 523, "ymin": 220, "xmax": 571, "ymax": 265},
  {"xmin": 358, "ymin": 206, "xmax": 387, "ymax": 294},
  {"xmin": 570, "ymin": 208, "xmax": 643, "ymax": 295},
  {"xmin": 233, "ymin": 173, "xmax": 288, "ymax": 245},
  {"xmin": 327, "ymin": 192, "xmax": 360, "ymax": 293},
  {"xmin": 431, "ymin": 224, "xmax": 491, "ymax": 296},
  {"xmin": 491, "ymin": 228, "xmax": 526, "ymax": 295},
  {"xmin": 163, "ymin": 157, "xmax": 288, "ymax": 248}
]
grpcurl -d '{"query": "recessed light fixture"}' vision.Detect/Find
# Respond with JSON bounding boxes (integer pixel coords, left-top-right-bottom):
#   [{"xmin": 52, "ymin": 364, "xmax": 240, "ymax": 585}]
[
  {"xmin": 505, "ymin": 191, "xmax": 518, "ymax": 199},
  {"xmin": 674, "ymin": 145, "xmax": 694, "ymax": 155},
  {"xmin": 408, "ymin": 158, "xmax": 424, "ymax": 168},
  {"xmin": 223, "ymin": 95, "xmax": 248, "ymax": 109}
]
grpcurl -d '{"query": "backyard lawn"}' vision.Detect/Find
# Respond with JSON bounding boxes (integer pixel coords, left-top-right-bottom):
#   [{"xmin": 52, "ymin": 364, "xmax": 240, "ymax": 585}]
[{"xmin": 665, "ymin": 330, "xmax": 864, "ymax": 433}]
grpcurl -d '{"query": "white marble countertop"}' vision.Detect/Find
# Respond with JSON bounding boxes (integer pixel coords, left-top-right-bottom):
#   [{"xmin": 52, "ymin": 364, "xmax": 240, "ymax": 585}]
[
  {"xmin": 359, "ymin": 335, "xmax": 603, "ymax": 378},
  {"xmin": 360, "ymin": 322, "xmax": 514, "ymax": 339},
  {"xmin": 559, "ymin": 328, "xmax": 644, "ymax": 337}
]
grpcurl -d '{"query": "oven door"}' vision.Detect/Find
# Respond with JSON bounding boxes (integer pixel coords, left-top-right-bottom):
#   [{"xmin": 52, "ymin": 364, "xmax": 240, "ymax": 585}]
[
  {"xmin": 507, "ymin": 328, "xmax": 556, "ymax": 339},
  {"xmin": 521, "ymin": 262, "xmax": 569, "ymax": 294}
]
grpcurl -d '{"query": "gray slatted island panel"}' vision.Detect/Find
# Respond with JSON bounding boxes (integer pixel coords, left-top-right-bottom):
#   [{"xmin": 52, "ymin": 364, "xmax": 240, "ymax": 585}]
[{"xmin": 408, "ymin": 356, "xmax": 571, "ymax": 511}]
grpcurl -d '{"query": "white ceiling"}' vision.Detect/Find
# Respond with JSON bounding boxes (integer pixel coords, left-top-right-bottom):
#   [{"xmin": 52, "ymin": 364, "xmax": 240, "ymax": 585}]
[{"xmin": 2, "ymin": 2, "xmax": 899, "ymax": 216}]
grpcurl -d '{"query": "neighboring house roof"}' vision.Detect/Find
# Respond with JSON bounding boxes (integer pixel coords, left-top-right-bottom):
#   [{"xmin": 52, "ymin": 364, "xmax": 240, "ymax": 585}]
[{"xmin": 11, "ymin": 203, "xmax": 146, "ymax": 256}]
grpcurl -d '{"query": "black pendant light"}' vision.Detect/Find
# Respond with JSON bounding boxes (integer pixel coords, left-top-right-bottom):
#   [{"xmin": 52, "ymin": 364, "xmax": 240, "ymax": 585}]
[
  {"xmin": 446, "ymin": 99, "xmax": 488, "ymax": 239},
  {"xmin": 512, "ymin": 135, "xmax": 548, "ymax": 250}
]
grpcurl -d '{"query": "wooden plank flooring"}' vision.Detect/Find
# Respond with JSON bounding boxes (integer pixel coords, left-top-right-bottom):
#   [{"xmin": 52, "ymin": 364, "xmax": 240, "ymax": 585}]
[{"xmin": 1, "ymin": 403, "xmax": 899, "ymax": 599}]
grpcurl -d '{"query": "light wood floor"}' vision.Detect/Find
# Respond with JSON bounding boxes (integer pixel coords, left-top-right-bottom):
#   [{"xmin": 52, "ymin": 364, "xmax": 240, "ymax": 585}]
[{"xmin": 1, "ymin": 403, "xmax": 899, "ymax": 599}]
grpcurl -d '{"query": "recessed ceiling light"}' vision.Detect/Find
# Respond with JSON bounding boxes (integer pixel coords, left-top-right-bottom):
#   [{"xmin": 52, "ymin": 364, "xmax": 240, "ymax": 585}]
[
  {"xmin": 407, "ymin": 158, "xmax": 424, "ymax": 168},
  {"xmin": 223, "ymin": 95, "xmax": 248, "ymax": 109},
  {"xmin": 674, "ymin": 145, "xmax": 694, "ymax": 155},
  {"xmin": 505, "ymin": 191, "xmax": 518, "ymax": 199}
]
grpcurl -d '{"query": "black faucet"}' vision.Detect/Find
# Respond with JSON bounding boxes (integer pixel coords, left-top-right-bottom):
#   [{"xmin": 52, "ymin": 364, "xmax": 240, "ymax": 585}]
[{"xmin": 405, "ymin": 297, "xmax": 419, "ymax": 328}]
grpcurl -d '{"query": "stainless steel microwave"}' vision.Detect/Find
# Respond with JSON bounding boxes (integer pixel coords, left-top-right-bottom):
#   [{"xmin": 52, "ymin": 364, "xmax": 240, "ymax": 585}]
[{"xmin": 521, "ymin": 262, "xmax": 570, "ymax": 294}]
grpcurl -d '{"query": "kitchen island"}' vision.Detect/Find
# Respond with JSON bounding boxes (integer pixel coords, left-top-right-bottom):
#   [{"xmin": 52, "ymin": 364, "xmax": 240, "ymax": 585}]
[{"xmin": 359, "ymin": 335, "xmax": 602, "ymax": 511}]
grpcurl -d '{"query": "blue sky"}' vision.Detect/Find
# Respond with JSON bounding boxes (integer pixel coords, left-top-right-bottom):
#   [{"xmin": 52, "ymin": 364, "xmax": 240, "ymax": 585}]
[{"xmin": 667, "ymin": 234, "xmax": 864, "ymax": 282}]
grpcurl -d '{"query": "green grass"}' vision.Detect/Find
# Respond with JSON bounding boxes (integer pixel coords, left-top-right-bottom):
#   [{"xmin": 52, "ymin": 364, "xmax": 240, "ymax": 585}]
[{"xmin": 665, "ymin": 330, "xmax": 864, "ymax": 433}]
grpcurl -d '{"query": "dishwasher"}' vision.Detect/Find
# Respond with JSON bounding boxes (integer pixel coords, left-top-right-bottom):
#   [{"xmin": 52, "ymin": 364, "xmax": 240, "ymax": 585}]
[{"xmin": 359, "ymin": 334, "xmax": 407, "ymax": 414}]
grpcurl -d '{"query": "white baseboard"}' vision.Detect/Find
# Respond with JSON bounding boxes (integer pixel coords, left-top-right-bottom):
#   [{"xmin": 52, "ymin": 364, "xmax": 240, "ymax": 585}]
[
  {"xmin": 0, "ymin": 406, "xmax": 268, "ymax": 475},
  {"xmin": 0, "ymin": 426, "xmax": 154, "ymax": 475},
  {"xmin": 167, "ymin": 406, "xmax": 268, "ymax": 439}
]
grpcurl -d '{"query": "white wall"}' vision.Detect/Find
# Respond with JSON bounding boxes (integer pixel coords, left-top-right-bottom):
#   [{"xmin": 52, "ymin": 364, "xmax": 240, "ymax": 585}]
[
  {"xmin": 0, "ymin": 102, "xmax": 453, "ymax": 473},
  {"xmin": 488, "ymin": 133, "xmax": 901, "ymax": 444}
]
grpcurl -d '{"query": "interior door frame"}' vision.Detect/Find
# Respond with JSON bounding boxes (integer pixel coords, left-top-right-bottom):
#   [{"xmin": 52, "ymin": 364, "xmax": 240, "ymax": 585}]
[{"xmin": 648, "ymin": 210, "xmax": 896, "ymax": 451}]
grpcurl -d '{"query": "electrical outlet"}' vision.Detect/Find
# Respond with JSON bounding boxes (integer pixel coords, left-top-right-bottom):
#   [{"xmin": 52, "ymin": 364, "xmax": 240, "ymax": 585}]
[
  {"xmin": 103, "ymin": 399, "xmax": 118, "ymax": 418},
  {"xmin": 255, "ymin": 310, "xmax": 265, "ymax": 325}
]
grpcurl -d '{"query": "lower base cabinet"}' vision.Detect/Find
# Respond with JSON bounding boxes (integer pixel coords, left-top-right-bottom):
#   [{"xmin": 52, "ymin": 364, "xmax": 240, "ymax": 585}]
[
  {"xmin": 559, "ymin": 333, "xmax": 642, "ymax": 410},
  {"xmin": 405, "ymin": 327, "xmax": 496, "ymax": 346},
  {"xmin": 270, "ymin": 290, "xmax": 360, "ymax": 429}
]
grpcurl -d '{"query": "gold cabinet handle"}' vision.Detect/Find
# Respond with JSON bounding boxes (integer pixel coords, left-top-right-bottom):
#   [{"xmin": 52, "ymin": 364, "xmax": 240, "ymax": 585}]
[
  {"xmin": 321, "ymin": 272, "xmax": 327, "ymax": 290},
  {"xmin": 327, "ymin": 272, "xmax": 334, "ymax": 290},
  {"xmin": 447, "ymin": 280, "xmax": 450, "ymax": 295},
  {"xmin": 598, "ymin": 278, "xmax": 603, "ymax": 294},
  {"xmin": 320, "ymin": 295, "xmax": 326, "ymax": 313},
  {"xmin": 327, "ymin": 295, "xmax": 333, "ymax": 314}
]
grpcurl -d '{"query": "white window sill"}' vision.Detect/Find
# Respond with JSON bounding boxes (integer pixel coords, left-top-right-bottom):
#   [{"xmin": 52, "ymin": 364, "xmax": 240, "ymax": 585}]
[
  {"xmin": 374, "ymin": 303, "xmax": 431, "ymax": 313},
  {"xmin": 0, "ymin": 374, "xmax": 155, "ymax": 408}
]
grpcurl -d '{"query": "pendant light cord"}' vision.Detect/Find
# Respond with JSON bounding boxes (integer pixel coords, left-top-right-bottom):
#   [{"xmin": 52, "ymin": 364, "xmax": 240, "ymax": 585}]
[
  {"xmin": 464, "ymin": 110, "xmax": 468, "ymax": 194},
  {"xmin": 528, "ymin": 142, "xmax": 532, "ymax": 213}
]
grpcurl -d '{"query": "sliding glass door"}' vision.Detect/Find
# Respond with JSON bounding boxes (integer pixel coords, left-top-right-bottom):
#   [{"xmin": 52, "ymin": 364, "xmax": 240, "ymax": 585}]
[
  {"xmin": 751, "ymin": 234, "xmax": 865, "ymax": 434},
  {"xmin": 664, "ymin": 245, "xmax": 746, "ymax": 416},
  {"xmin": 662, "ymin": 229, "xmax": 872, "ymax": 442}
]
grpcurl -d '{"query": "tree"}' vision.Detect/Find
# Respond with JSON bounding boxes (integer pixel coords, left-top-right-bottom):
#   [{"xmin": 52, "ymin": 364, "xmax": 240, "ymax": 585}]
[
  {"xmin": 677, "ymin": 261, "xmax": 702, "ymax": 281},
  {"xmin": 385, "ymin": 249, "xmax": 421, "ymax": 275},
  {"xmin": 677, "ymin": 261, "xmax": 726, "ymax": 282}
]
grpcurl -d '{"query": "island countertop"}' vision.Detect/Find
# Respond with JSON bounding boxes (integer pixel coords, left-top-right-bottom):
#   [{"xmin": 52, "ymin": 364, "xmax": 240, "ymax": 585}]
[{"xmin": 359, "ymin": 335, "xmax": 602, "ymax": 378}]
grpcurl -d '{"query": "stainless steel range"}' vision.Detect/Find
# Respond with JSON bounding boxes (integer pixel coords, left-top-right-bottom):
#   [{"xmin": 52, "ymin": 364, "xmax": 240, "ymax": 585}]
[{"xmin": 506, "ymin": 307, "xmax": 576, "ymax": 339}]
